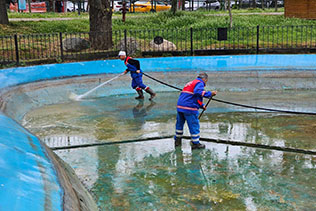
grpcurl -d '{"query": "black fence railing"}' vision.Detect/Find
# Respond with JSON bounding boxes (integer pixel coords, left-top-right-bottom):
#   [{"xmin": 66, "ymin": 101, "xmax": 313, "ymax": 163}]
[{"xmin": 1, "ymin": 25, "xmax": 316, "ymax": 67}]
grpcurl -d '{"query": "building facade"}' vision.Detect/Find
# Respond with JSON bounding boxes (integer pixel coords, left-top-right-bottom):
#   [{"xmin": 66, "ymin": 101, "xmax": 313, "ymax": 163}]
[{"xmin": 285, "ymin": 0, "xmax": 316, "ymax": 19}]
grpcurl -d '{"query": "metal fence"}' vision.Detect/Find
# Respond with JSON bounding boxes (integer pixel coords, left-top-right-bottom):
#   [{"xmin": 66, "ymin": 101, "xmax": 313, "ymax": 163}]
[{"xmin": 1, "ymin": 25, "xmax": 316, "ymax": 66}]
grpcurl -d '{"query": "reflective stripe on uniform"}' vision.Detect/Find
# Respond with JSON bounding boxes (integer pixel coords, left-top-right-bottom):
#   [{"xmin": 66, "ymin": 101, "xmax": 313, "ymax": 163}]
[
  {"xmin": 191, "ymin": 137, "xmax": 199, "ymax": 142},
  {"xmin": 181, "ymin": 91, "xmax": 194, "ymax": 95},
  {"xmin": 176, "ymin": 106, "xmax": 198, "ymax": 111},
  {"xmin": 191, "ymin": 133, "xmax": 200, "ymax": 137}
]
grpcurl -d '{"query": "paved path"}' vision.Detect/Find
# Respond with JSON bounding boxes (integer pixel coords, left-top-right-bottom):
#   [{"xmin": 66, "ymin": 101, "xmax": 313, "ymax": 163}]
[
  {"xmin": 205, "ymin": 12, "xmax": 283, "ymax": 16},
  {"xmin": 9, "ymin": 12, "xmax": 284, "ymax": 22},
  {"xmin": 9, "ymin": 17, "xmax": 88, "ymax": 22}
]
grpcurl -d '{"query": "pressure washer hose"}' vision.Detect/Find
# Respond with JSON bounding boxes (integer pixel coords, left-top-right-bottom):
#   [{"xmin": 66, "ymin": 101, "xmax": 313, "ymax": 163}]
[
  {"xmin": 51, "ymin": 135, "xmax": 316, "ymax": 155},
  {"xmin": 143, "ymin": 72, "xmax": 316, "ymax": 116}
]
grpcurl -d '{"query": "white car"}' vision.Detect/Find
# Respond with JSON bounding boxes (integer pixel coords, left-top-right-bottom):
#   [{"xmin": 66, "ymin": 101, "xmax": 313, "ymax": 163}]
[
  {"xmin": 113, "ymin": 1, "xmax": 130, "ymax": 12},
  {"xmin": 185, "ymin": 0, "xmax": 220, "ymax": 11},
  {"xmin": 66, "ymin": 1, "xmax": 88, "ymax": 12},
  {"xmin": 204, "ymin": 0, "xmax": 220, "ymax": 10}
]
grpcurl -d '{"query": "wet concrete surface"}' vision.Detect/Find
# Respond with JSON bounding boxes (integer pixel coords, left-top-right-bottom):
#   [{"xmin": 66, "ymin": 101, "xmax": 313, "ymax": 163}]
[{"xmin": 22, "ymin": 90, "xmax": 316, "ymax": 210}]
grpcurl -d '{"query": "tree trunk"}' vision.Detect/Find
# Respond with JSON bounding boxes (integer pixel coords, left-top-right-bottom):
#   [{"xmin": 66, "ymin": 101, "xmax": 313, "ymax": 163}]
[
  {"xmin": 86, "ymin": 0, "xmax": 90, "ymax": 12},
  {"xmin": 171, "ymin": 0, "xmax": 177, "ymax": 14},
  {"xmin": 274, "ymin": 0, "xmax": 277, "ymax": 11},
  {"xmin": 28, "ymin": 0, "xmax": 31, "ymax": 13},
  {"xmin": 89, "ymin": 0, "xmax": 113, "ymax": 50},
  {"xmin": 227, "ymin": 0, "xmax": 232, "ymax": 28},
  {"xmin": 47, "ymin": 0, "xmax": 53, "ymax": 12},
  {"xmin": 0, "ymin": 0, "xmax": 9, "ymax": 25},
  {"xmin": 252, "ymin": 0, "xmax": 256, "ymax": 8},
  {"xmin": 261, "ymin": 0, "xmax": 264, "ymax": 10}
]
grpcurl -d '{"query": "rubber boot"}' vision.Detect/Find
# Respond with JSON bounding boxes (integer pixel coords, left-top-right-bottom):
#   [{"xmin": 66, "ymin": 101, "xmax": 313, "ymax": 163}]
[
  {"xmin": 135, "ymin": 89, "xmax": 144, "ymax": 100},
  {"xmin": 191, "ymin": 141, "xmax": 205, "ymax": 150},
  {"xmin": 145, "ymin": 88, "xmax": 156, "ymax": 101},
  {"xmin": 174, "ymin": 136, "xmax": 182, "ymax": 147}
]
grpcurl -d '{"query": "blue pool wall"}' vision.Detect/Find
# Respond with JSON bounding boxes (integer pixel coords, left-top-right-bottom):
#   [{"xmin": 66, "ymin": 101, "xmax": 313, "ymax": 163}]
[
  {"xmin": 2, "ymin": 54, "xmax": 316, "ymax": 89},
  {"xmin": 1, "ymin": 54, "xmax": 316, "ymax": 210}
]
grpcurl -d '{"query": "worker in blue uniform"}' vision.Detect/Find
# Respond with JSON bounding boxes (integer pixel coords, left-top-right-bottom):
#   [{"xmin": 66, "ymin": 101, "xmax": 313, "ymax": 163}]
[
  {"xmin": 174, "ymin": 73, "xmax": 217, "ymax": 149},
  {"xmin": 119, "ymin": 51, "xmax": 156, "ymax": 100}
]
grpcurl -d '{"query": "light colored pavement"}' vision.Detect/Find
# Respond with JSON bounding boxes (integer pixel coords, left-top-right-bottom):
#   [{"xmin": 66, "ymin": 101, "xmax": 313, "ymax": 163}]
[
  {"xmin": 9, "ymin": 17, "xmax": 89, "ymax": 22},
  {"xmin": 205, "ymin": 12, "xmax": 283, "ymax": 16}
]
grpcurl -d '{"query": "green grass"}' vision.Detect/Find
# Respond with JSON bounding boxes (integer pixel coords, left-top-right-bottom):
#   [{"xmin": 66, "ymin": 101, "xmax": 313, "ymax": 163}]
[
  {"xmin": 2, "ymin": 9, "xmax": 315, "ymax": 36},
  {"xmin": 0, "ymin": 19, "xmax": 90, "ymax": 35},
  {"xmin": 1, "ymin": 10, "xmax": 315, "ymax": 55},
  {"xmin": 112, "ymin": 11, "xmax": 315, "ymax": 31}
]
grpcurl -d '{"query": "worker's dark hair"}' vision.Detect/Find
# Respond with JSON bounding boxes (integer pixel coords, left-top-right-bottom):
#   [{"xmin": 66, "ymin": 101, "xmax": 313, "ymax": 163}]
[{"xmin": 197, "ymin": 73, "xmax": 208, "ymax": 80}]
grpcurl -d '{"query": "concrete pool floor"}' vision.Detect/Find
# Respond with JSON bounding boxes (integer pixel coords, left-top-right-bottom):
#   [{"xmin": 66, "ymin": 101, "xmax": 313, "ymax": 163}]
[{"xmin": 22, "ymin": 91, "xmax": 316, "ymax": 210}]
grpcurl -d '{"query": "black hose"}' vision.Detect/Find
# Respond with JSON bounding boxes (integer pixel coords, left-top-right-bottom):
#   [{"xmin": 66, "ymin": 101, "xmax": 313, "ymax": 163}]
[
  {"xmin": 198, "ymin": 97, "xmax": 212, "ymax": 119},
  {"xmin": 51, "ymin": 135, "xmax": 316, "ymax": 155},
  {"xmin": 196, "ymin": 136, "xmax": 316, "ymax": 155},
  {"xmin": 144, "ymin": 72, "xmax": 182, "ymax": 91},
  {"xmin": 51, "ymin": 135, "xmax": 174, "ymax": 150},
  {"xmin": 143, "ymin": 72, "xmax": 316, "ymax": 116}
]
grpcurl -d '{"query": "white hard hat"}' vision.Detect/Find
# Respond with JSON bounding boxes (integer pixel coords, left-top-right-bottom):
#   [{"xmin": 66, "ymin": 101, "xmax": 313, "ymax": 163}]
[{"xmin": 118, "ymin": 51, "xmax": 126, "ymax": 56}]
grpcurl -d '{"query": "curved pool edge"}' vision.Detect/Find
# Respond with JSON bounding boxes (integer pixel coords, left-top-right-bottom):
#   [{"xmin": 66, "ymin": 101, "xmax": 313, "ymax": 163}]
[
  {"xmin": 0, "ymin": 113, "xmax": 98, "ymax": 211},
  {"xmin": 0, "ymin": 114, "xmax": 63, "ymax": 210},
  {"xmin": 1, "ymin": 54, "xmax": 316, "ymax": 210},
  {"xmin": 2, "ymin": 54, "xmax": 316, "ymax": 90}
]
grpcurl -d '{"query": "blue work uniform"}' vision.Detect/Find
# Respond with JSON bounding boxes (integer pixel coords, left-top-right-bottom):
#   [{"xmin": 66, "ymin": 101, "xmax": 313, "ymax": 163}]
[
  {"xmin": 175, "ymin": 78, "xmax": 212, "ymax": 144},
  {"xmin": 124, "ymin": 57, "xmax": 148, "ymax": 91}
]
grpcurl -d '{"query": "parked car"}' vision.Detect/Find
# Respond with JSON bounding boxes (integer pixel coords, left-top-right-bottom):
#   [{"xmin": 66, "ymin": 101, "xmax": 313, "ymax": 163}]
[
  {"xmin": 235, "ymin": 0, "xmax": 251, "ymax": 8},
  {"xmin": 256, "ymin": 0, "xmax": 272, "ymax": 8},
  {"xmin": 185, "ymin": 0, "xmax": 205, "ymax": 11},
  {"xmin": 268, "ymin": 0, "xmax": 283, "ymax": 7},
  {"xmin": 185, "ymin": 0, "xmax": 220, "ymax": 11},
  {"xmin": 202, "ymin": 0, "xmax": 221, "ymax": 10},
  {"xmin": 66, "ymin": 1, "xmax": 88, "ymax": 12},
  {"xmin": 229, "ymin": 0, "xmax": 237, "ymax": 8},
  {"xmin": 130, "ymin": 1, "xmax": 171, "ymax": 12},
  {"xmin": 112, "ymin": 1, "xmax": 130, "ymax": 12}
]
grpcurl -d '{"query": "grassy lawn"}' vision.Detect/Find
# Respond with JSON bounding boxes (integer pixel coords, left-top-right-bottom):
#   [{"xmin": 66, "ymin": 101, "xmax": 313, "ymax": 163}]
[
  {"xmin": 0, "ymin": 19, "xmax": 90, "ymax": 35},
  {"xmin": 2, "ymin": 11, "xmax": 315, "ymax": 36},
  {"xmin": 3, "ymin": 9, "xmax": 312, "ymax": 36},
  {"xmin": 113, "ymin": 11, "xmax": 315, "ymax": 30}
]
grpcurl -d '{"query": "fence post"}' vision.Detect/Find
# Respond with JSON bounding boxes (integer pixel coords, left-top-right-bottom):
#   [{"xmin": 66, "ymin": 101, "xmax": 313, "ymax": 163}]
[
  {"xmin": 256, "ymin": 25, "xmax": 260, "ymax": 54},
  {"xmin": 190, "ymin": 27, "xmax": 193, "ymax": 56},
  {"xmin": 124, "ymin": 29, "xmax": 127, "ymax": 53},
  {"xmin": 14, "ymin": 34, "xmax": 19, "ymax": 66},
  {"xmin": 59, "ymin": 32, "xmax": 64, "ymax": 62}
]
